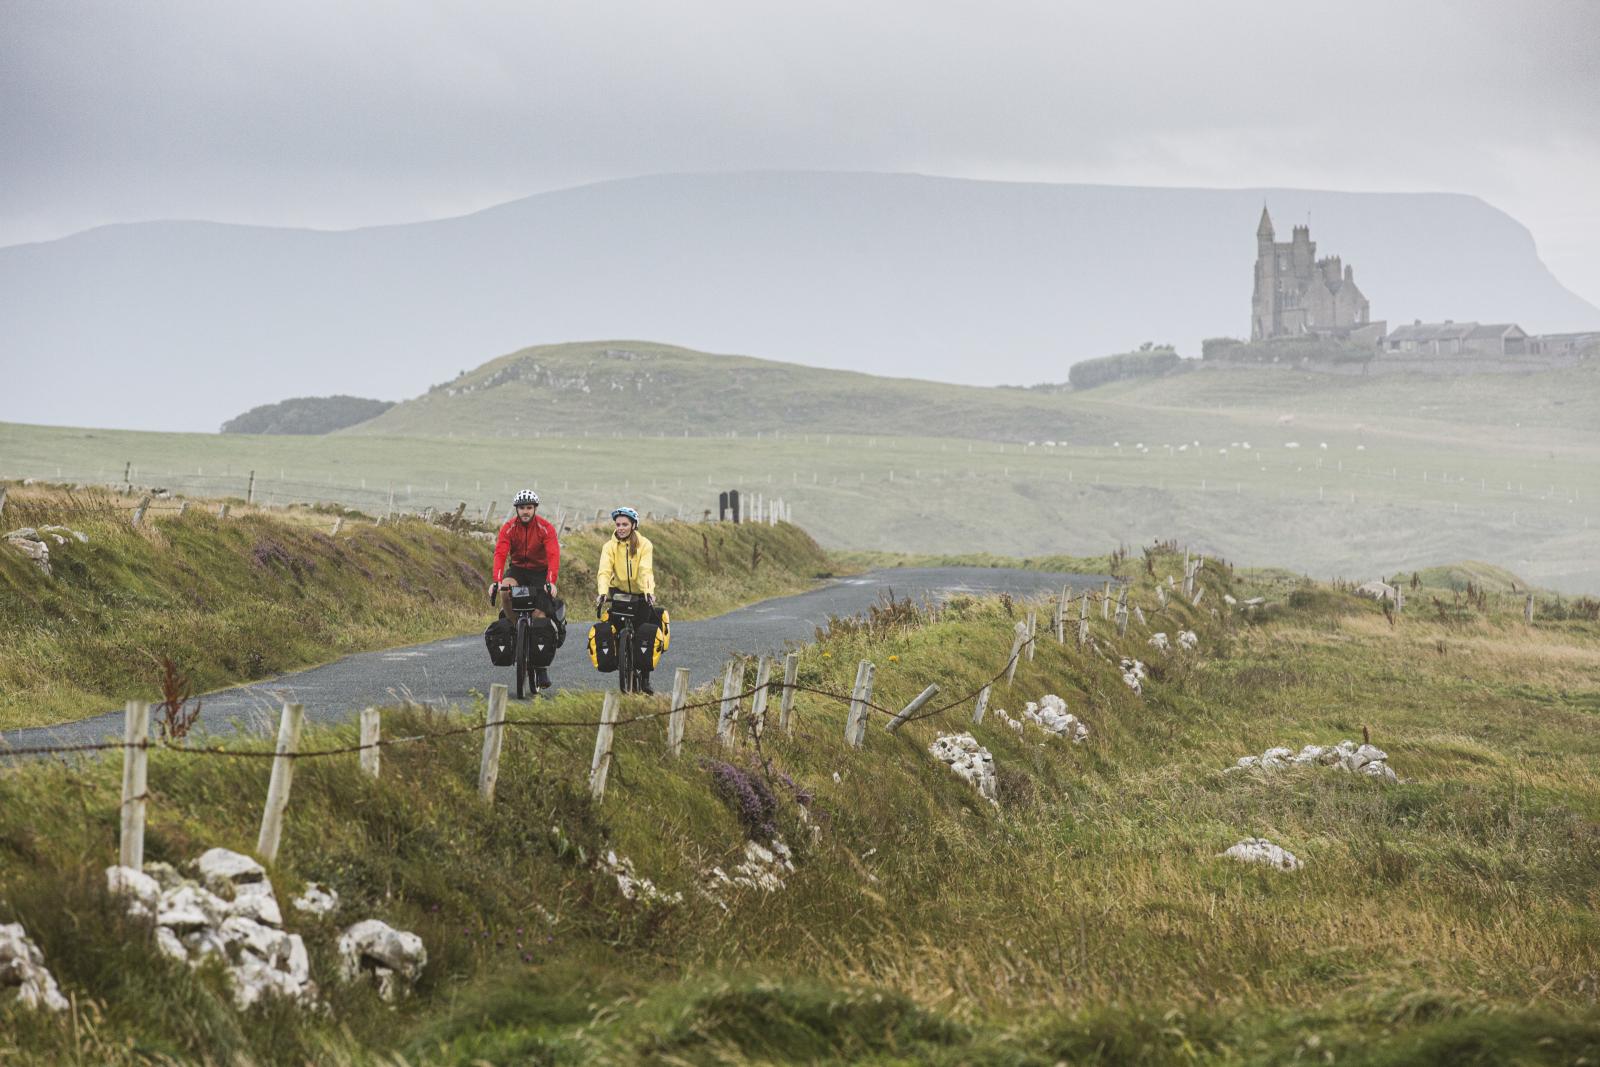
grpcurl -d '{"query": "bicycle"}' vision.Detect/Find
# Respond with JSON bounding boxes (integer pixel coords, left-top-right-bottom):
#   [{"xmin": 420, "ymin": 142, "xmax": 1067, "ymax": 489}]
[
  {"xmin": 491, "ymin": 583, "xmax": 558, "ymax": 699},
  {"xmin": 599, "ymin": 590, "xmax": 652, "ymax": 694}
]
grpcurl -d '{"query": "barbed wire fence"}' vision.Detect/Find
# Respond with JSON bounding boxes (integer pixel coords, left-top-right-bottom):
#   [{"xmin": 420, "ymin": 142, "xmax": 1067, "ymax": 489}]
[{"xmin": 3, "ymin": 573, "xmax": 1184, "ymax": 871}]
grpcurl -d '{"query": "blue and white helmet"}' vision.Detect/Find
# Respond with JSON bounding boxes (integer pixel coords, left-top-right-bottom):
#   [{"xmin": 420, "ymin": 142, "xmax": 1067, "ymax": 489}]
[
  {"xmin": 610, "ymin": 506, "xmax": 639, "ymax": 524},
  {"xmin": 513, "ymin": 489, "xmax": 540, "ymax": 507}
]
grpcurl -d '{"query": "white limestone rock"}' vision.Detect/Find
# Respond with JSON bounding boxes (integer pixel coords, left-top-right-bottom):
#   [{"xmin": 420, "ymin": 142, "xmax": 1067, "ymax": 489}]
[
  {"xmin": 1226, "ymin": 739, "xmax": 1398, "ymax": 781},
  {"xmin": 1177, "ymin": 630, "xmax": 1199, "ymax": 651},
  {"xmin": 597, "ymin": 851, "xmax": 683, "ymax": 907},
  {"xmin": 1220, "ymin": 838, "xmax": 1303, "ymax": 871},
  {"xmin": 292, "ymin": 883, "xmax": 340, "ymax": 918},
  {"xmin": 1022, "ymin": 695, "xmax": 1089, "ymax": 743},
  {"xmin": 0, "ymin": 923, "xmax": 69, "ymax": 1012},
  {"xmin": 704, "ymin": 836, "xmax": 797, "ymax": 900},
  {"xmin": 1119, "ymin": 658, "xmax": 1147, "ymax": 694},
  {"xmin": 1148, "ymin": 632, "xmax": 1170, "ymax": 652},
  {"xmin": 196, "ymin": 848, "xmax": 266, "ymax": 891},
  {"xmin": 157, "ymin": 884, "xmax": 229, "ymax": 931},
  {"xmin": 105, "ymin": 865, "xmax": 161, "ymax": 920},
  {"xmin": 929, "ymin": 733, "xmax": 999, "ymax": 806},
  {"xmin": 338, "ymin": 919, "xmax": 428, "ymax": 1002}
]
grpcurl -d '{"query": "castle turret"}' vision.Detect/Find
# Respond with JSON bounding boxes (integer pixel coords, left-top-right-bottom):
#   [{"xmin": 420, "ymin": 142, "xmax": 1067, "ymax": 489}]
[{"xmin": 1251, "ymin": 206, "xmax": 1278, "ymax": 340}]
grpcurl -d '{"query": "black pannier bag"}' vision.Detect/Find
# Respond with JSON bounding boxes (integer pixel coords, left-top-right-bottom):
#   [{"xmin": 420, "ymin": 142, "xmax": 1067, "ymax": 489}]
[
  {"xmin": 484, "ymin": 618, "xmax": 516, "ymax": 666},
  {"xmin": 527, "ymin": 616, "xmax": 559, "ymax": 668},
  {"xmin": 588, "ymin": 622, "xmax": 618, "ymax": 672},
  {"xmin": 632, "ymin": 622, "xmax": 658, "ymax": 671}
]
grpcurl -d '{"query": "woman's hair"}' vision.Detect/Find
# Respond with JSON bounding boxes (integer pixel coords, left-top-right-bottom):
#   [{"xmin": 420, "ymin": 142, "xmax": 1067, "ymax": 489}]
[{"xmin": 617, "ymin": 522, "xmax": 639, "ymax": 557}]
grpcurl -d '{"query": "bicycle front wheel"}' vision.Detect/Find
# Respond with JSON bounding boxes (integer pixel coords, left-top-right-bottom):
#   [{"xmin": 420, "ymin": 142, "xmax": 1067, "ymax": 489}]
[
  {"xmin": 515, "ymin": 617, "xmax": 531, "ymax": 699},
  {"xmin": 617, "ymin": 623, "xmax": 634, "ymax": 693}
]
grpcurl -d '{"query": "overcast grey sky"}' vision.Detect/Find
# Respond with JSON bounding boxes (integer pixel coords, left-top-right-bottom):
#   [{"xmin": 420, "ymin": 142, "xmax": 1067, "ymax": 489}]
[{"xmin": 4, "ymin": 0, "xmax": 1599, "ymax": 304}]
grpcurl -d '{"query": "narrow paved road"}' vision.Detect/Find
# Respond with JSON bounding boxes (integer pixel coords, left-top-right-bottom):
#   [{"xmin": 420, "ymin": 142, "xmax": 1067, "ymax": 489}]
[{"xmin": 6, "ymin": 567, "xmax": 1104, "ymax": 751}]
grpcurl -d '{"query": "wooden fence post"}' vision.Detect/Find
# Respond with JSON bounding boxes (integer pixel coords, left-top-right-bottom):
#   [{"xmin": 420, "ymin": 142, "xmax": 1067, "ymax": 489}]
[
  {"xmin": 256, "ymin": 703, "xmax": 305, "ymax": 864},
  {"xmin": 1116, "ymin": 585, "xmax": 1129, "ymax": 635},
  {"xmin": 330, "ymin": 517, "xmax": 344, "ymax": 536},
  {"xmin": 178, "ymin": 500, "xmax": 189, "ymax": 517},
  {"xmin": 749, "ymin": 656, "xmax": 772, "ymax": 737},
  {"xmin": 1102, "ymin": 582, "xmax": 1111, "ymax": 619},
  {"xmin": 1192, "ymin": 587, "xmax": 1206, "ymax": 607},
  {"xmin": 1524, "ymin": 594, "xmax": 1535, "ymax": 624},
  {"xmin": 216, "ymin": 502, "xmax": 229, "ymax": 519},
  {"xmin": 1056, "ymin": 585, "xmax": 1069, "ymax": 643},
  {"xmin": 667, "ymin": 668, "xmax": 690, "ymax": 757},
  {"xmin": 844, "ymin": 659, "xmax": 883, "ymax": 751},
  {"xmin": 359, "ymin": 707, "xmax": 381, "ymax": 779},
  {"xmin": 589, "ymin": 692, "xmax": 619, "ymax": 802},
  {"xmin": 717, "ymin": 659, "xmax": 741, "ymax": 746},
  {"xmin": 478, "ymin": 683, "xmax": 508, "ymax": 803},
  {"xmin": 972, "ymin": 684, "xmax": 991, "ymax": 725},
  {"xmin": 0, "ymin": 486, "xmax": 7, "ymax": 518},
  {"xmin": 779, "ymin": 652, "xmax": 800, "ymax": 735},
  {"xmin": 1078, "ymin": 592, "xmax": 1090, "ymax": 648},
  {"xmin": 246, "ymin": 470, "xmax": 256, "ymax": 506},
  {"xmin": 1005, "ymin": 621, "xmax": 1028, "ymax": 685},
  {"xmin": 885, "ymin": 684, "xmax": 939, "ymax": 733},
  {"xmin": 1025, "ymin": 610, "xmax": 1037, "ymax": 662},
  {"xmin": 119, "ymin": 700, "xmax": 150, "ymax": 870},
  {"xmin": 130, "ymin": 496, "xmax": 152, "ymax": 528}
]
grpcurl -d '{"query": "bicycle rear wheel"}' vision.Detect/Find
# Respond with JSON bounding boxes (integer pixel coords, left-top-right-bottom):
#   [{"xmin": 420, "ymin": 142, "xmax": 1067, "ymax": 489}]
[{"xmin": 515, "ymin": 616, "xmax": 531, "ymax": 699}]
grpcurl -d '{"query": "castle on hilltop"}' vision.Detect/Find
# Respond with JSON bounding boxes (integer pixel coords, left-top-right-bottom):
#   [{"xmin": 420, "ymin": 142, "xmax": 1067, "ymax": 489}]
[{"xmin": 1251, "ymin": 208, "xmax": 1380, "ymax": 342}]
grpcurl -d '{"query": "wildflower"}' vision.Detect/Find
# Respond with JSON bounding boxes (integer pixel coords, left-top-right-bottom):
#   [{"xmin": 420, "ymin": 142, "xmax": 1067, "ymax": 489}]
[
  {"xmin": 822, "ymin": 651, "xmax": 832, "ymax": 658},
  {"xmin": 888, "ymin": 655, "xmax": 899, "ymax": 662}
]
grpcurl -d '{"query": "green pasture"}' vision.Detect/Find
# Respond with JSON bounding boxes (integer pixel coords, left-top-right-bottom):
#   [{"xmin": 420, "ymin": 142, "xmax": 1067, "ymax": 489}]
[{"xmin": 5, "ymin": 408, "xmax": 1597, "ymax": 591}]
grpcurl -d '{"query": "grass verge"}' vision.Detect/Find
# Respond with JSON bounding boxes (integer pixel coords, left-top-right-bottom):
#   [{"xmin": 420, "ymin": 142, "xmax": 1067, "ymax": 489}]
[
  {"xmin": 3, "ymin": 547, "xmax": 1597, "ymax": 1063},
  {"xmin": 0, "ymin": 486, "xmax": 832, "ymax": 729}
]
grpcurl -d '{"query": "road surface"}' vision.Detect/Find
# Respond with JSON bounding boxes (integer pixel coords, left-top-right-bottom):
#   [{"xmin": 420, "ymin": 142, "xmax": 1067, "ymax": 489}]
[{"xmin": 5, "ymin": 566, "xmax": 1104, "ymax": 751}]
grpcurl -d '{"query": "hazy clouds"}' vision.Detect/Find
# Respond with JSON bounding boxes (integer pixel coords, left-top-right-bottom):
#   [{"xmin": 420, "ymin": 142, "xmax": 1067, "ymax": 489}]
[{"xmin": 3, "ymin": 0, "xmax": 1599, "ymax": 300}]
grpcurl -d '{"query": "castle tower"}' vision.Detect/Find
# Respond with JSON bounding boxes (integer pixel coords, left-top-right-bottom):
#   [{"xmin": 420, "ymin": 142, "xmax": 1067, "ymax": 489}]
[{"xmin": 1251, "ymin": 206, "xmax": 1277, "ymax": 341}]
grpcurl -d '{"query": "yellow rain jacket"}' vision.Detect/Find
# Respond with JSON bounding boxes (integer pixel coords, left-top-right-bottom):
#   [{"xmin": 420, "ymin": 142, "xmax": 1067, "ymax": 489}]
[{"xmin": 597, "ymin": 533, "xmax": 655, "ymax": 597}]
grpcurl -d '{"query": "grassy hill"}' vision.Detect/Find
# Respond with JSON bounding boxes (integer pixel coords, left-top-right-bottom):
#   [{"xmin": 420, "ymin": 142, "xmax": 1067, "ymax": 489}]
[
  {"xmin": 347, "ymin": 340, "xmax": 1124, "ymax": 444},
  {"xmin": 4, "ymin": 548, "xmax": 1598, "ymax": 1063}
]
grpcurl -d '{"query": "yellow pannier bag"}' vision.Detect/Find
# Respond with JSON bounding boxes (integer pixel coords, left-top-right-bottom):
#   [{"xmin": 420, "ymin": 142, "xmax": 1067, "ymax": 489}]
[{"xmin": 650, "ymin": 609, "xmax": 671, "ymax": 667}]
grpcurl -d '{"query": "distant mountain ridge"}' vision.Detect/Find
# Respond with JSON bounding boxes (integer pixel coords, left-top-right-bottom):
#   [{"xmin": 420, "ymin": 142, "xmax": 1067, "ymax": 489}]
[{"xmin": 3, "ymin": 171, "xmax": 1596, "ymax": 432}]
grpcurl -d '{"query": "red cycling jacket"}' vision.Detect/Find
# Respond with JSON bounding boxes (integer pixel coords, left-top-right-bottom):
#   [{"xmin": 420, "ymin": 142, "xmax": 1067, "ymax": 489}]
[{"xmin": 493, "ymin": 515, "xmax": 560, "ymax": 583}]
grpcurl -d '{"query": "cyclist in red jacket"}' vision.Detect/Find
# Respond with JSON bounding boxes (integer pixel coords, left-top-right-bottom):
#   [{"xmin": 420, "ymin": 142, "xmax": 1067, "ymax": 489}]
[
  {"xmin": 493, "ymin": 489, "xmax": 560, "ymax": 597},
  {"xmin": 492, "ymin": 489, "xmax": 561, "ymax": 689}
]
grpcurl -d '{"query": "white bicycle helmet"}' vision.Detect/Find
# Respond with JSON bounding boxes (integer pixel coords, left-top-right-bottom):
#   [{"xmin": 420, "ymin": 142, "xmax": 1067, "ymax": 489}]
[
  {"xmin": 513, "ymin": 489, "xmax": 540, "ymax": 507},
  {"xmin": 610, "ymin": 506, "xmax": 639, "ymax": 524}
]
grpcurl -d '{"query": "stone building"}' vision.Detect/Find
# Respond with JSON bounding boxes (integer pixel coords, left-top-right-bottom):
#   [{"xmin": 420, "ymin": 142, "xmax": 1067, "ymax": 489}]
[
  {"xmin": 1251, "ymin": 208, "xmax": 1377, "ymax": 341},
  {"xmin": 1384, "ymin": 321, "xmax": 1530, "ymax": 357}
]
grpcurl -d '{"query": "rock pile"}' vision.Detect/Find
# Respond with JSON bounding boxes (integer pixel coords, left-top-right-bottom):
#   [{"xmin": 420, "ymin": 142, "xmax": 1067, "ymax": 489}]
[
  {"xmin": 597, "ymin": 851, "xmax": 683, "ymax": 907},
  {"xmin": 1149, "ymin": 631, "xmax": 1199, "ymax": 653},
  {"xmin": 0, "ymin": 923, "xmax": 68, "ymax": 1012},
  {"xmin": 1119, "ymin": 658, "xmax": 1147, "ymax": 694},
  {"xmin": 1018, "ymin": 695, "xmax": 1088, "ymax": 742},
  {"xmin": 1219, "ymin": 838, "xmax": 1303, "ymax": 870},
  {"xmin": 704, "ymin": 837, "xmax": 796, "ymax": 900},
  {"xmin": 106, "ymin": 848, "xmax": 317, "ymax": 1009},
  {"xmin": 1227, "ymin": 740, "xmax": 1397, "ymax": 782},
  {"xmin": 929, "ymin": 733, "xmax": 998, "ymax": 806},
  {"xmin": 337, "ymin": 920, "xmax": 428, "ymax": 1002}
]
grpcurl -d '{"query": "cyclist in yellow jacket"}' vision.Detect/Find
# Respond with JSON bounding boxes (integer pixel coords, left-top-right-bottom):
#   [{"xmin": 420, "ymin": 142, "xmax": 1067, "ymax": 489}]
[
  {"xmin": 596, "ymin": 507, "xmax": 655, "ymax": 604},
  {"xmin": 596, "ymin": 507, "xmax": 659, "ymax": 692}
]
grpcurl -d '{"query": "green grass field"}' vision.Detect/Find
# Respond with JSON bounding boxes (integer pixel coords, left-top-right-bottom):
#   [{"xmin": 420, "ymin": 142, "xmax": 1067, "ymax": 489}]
[
  {"xmin": 4, "ymin": 547, "xmax": 1597, "ymax": 1063},
  {"xmin": 5, "ymin": 402, "xmax": 1596, "ymax": 592}
]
